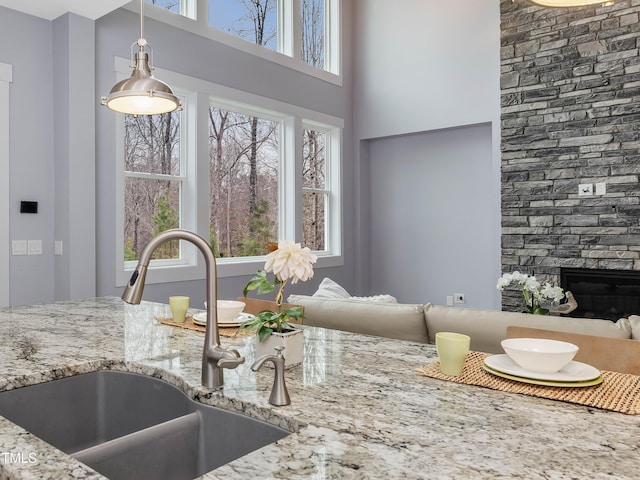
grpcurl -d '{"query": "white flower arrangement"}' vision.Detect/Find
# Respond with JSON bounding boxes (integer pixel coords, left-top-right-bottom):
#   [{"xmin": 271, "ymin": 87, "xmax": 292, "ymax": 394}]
[
  {"xmin": 497, "ymin": 271, "xmax": 565, "ymax": 315},
  {"xmin": 241, "ymin": 240, "xmax": 317, "ymax": 341}
]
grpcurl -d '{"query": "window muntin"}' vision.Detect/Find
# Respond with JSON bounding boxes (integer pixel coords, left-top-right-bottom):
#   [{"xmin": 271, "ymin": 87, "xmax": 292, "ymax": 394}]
[
  {"xmin": 208, "ymin": 105, "xmax": 280, "ymax": 257},
  {"xmin": 123, "ymin": 112, "xmax": 184, "ymax": 263}
]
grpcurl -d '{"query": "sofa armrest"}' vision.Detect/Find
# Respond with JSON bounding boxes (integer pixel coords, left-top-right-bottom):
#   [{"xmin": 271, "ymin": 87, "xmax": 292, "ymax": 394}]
[{"xmin": 287, "ymin": 295, "xmax": 429, "ymax": 344}]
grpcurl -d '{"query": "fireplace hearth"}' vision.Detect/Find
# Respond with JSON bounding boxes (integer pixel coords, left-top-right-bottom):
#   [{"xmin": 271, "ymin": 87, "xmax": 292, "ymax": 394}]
[{"xmin": 560, "ymin": 268, "xmax": 640, "ymax": 321}]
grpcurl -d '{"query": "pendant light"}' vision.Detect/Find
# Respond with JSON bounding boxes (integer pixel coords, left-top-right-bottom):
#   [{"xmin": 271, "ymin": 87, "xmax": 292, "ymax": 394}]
[
  {"xmin": 101, "ymin": 0, "xmax": 181, "ymax": 115},
  {"xmin": 529, "ymin": 0, "xmax": 612, "ymax": 6}
]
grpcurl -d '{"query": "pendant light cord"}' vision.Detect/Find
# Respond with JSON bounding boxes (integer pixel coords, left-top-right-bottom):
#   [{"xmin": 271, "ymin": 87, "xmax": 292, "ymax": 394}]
[{"xmin": 139, "ymin": 0, "xmax": 145, "ymax": 45}]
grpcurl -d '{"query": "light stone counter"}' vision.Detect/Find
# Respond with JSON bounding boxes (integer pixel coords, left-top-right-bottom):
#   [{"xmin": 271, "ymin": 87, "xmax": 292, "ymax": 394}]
[{"xmin": 0, "ymin": 297, "xmax": 638, "ymax": 479}]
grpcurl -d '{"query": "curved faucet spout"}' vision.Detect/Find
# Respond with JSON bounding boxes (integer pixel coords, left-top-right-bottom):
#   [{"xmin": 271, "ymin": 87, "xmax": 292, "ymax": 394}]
[{"xmin": 121, "ymin": 228, "xmax": 244, "ymax": 389}]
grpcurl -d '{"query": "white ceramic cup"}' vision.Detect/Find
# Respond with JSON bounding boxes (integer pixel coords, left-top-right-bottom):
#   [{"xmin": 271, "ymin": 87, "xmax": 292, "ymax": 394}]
[
  {"xmin": 436, "ymin": 332, "xmax": 471, "ymax": 377},
  {"xmin": 169, "ymin": 296, "xmax": 190, "ymax": 323}
]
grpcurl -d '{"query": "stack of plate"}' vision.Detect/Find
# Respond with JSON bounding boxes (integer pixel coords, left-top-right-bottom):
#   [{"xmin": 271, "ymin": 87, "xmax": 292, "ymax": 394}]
[
  {"xmin": 192, "ymin": 312, "xmax": 254, "ymax": 327},
  {"xmin": 483, "ymin": 354, "xmax": 603, "ymax": 387}
]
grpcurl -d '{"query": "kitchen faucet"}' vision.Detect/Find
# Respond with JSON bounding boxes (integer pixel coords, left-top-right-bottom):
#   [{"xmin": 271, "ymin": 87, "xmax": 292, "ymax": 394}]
[{"xmin": 121, "ymin": 229, "xmax": 245, "ymax": 388}]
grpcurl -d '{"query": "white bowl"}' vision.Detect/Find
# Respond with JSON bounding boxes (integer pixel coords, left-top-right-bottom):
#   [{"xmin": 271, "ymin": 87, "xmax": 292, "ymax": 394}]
[
  {"xmin": 501, "ymin": 338, "xmax": 579, "ymax": 373},
  {"xmin": 215, "ymin": 300, "xmax": 245, "ymax": 323}
]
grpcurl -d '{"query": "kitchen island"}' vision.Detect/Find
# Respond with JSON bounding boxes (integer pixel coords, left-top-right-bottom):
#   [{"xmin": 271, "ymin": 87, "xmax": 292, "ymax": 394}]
[{"xmin": 0, "ymin": 297, "xmax": 638, "ymax": 479}]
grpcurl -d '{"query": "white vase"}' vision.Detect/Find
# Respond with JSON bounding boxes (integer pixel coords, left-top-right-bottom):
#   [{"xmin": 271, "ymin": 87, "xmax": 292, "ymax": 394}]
[{"xmin": 254, "ymin": 328, "xmax": 304, "ymax": 369}]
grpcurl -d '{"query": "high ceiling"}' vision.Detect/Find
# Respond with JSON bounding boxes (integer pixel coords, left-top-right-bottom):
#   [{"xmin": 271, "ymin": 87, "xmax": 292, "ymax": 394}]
[{"xmin": 0, "ymin": 0, "xmax": 129, "ymax": 21}]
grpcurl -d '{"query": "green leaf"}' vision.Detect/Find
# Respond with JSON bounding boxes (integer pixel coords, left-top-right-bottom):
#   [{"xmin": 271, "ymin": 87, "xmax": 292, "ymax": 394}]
[
  {"xmin": 257, "ymin": 327, "xmax": 274, "ymax": 343},
  {"xmin": 283, "ymin": 306, "xmax": 303, "ymax": 319},
  {"xmin": 243, "ymin": 270, "xmax": 276, "ymax": 297}
]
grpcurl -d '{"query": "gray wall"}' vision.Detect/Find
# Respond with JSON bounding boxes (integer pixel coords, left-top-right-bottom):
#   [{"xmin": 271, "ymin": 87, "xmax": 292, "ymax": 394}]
[
  {"xmin": 352, "ymin": 0, "xmax": 502, "ymax": 308},
  {"xmin": 0, "ymin": 8, "xmax": 97, "ymax": 307},
  {"xmin": 0, "ymin": 7, "xmax": 55, "ymax": 305},
  {"xmin": 368, "ymin": 124, "xmax": 499, "ymax": 307}
]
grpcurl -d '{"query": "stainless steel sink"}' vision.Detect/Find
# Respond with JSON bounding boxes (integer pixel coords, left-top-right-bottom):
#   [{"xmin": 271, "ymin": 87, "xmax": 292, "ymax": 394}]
[{"xmin": 0, "ymin": 370, "xmax": 289, "ymax": 480}]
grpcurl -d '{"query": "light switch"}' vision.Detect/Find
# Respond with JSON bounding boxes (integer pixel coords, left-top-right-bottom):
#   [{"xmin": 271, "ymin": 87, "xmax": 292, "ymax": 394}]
[
  {"xmin": 595, "ymin": 182, "xmax": 606, "ymax": 195},
  {"xmin": 55, "ymin": 241, "xmax": 63, "ymax": 256},
  {"xmin": 27, "ymin": 240, "xmax": 42, "ymax": 255},
  {"xmin": 12, "ymin": 240, "xmax": 27, "ymax": 255}
]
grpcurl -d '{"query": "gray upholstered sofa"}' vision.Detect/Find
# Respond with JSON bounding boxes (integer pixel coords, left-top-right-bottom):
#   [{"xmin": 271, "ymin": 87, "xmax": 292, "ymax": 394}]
[{"xmin": 287, "ymin": 294, "xmax": 639, "ymax": 354}]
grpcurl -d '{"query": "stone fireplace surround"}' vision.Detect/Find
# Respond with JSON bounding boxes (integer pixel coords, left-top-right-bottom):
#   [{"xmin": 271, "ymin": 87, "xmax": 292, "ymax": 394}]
[{"xmin": 500, "ymin": 0, "xmax": 640, "ymax": 312}]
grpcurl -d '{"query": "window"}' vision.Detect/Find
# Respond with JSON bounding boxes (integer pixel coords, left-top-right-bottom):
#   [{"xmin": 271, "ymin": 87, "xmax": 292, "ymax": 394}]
[
  {"xmin": 301, "ymin": 0, "xmax": 324, "ymax": 69},
  {"xmin": 123, "ymin": 111, "xmax": 184, "ymax": 263},
  {"xmin": 145, "ymin": 0, "xmax": 195, "ymax": 18},
  {"xmin": 302, "ymin": 126, "xmax": 326, "ymax": 250},
  {"xmin": 208, "ymin": 105, "xmax": 280, "ymax": 257},
  {"xmin": 141, "ymin": 0, "xmax": 340, "ymax": 80},
  {"xmin": 115, "ymin": 60, "xmax": 343, "ymax": 285},
  {"xmin": 208, "ymin": 0, "xmax": 277, "ymax": 51}
]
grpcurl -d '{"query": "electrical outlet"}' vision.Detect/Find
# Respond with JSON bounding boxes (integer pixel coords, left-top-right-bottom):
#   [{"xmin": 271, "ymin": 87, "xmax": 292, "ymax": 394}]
[
  {"xmin": 454, "ymin": 293, "xmax": 465, "ymax": 304},
  {"xmin": 578, "ymin": 183, "xmax": 593, "ymax": 196}
]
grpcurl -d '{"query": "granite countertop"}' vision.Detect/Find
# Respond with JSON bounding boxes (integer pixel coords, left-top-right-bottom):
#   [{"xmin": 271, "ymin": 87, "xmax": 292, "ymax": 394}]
[{"xmin": 0, "ymin": 297, "xmax": 639, "ymax": 479}]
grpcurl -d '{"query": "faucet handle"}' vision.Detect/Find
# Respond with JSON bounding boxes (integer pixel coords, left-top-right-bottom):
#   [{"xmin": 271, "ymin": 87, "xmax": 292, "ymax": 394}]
[{"xmin": 217, "ymin": 357, "xmax": 245, "ymax": 369}]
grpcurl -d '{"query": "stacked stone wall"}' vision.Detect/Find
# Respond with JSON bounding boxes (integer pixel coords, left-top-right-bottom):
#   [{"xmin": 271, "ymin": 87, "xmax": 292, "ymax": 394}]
[{"xmin": 500, "ymin": 0, "xmax": 640, "ymax": 310}]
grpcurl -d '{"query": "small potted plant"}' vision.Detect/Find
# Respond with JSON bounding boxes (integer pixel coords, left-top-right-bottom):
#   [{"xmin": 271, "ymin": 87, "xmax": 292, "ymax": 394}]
[{"xmin": 239, "ymin": 240, "xmax": 317, "ymax": 367}]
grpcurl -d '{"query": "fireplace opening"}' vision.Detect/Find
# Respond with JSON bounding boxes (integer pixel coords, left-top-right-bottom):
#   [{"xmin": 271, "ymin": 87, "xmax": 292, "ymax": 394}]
[{"xmin": 560, "ymin": 268, "xmax": 640, "ymax": 321}]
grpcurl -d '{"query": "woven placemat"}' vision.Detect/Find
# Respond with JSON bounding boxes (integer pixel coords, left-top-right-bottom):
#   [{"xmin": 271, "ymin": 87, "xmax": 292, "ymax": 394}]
[
  {"xmin": 416, "ymin": 351, "xmax": 640, "ymax": 415},
  {"xmin": 154, "ymin": 316, "xmax": 253, "ymax": 338}
]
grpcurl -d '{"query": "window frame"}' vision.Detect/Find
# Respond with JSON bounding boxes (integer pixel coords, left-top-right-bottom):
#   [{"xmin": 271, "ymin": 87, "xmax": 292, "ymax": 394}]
[
  {"xmin": 113, "ymin": 57, "xmax": 343, "ymax": 287},
  {"xmin": 134, "ymin": 0, "xmax": 341, "ymax": 85}
]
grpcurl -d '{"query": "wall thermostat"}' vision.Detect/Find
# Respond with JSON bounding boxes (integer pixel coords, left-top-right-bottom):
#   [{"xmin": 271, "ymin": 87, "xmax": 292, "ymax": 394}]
[{"xmin": 20, "ymin": 201, "xmax": 38, "ymax": 214}]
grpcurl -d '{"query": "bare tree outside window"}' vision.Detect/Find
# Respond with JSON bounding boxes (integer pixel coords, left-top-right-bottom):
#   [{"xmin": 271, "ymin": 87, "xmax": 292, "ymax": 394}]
[
  {"xmin": 124, "ymin": 112, "xmax": 181, "ymax": 261},
  {"xmin": 209, "ymin": 107, "xmax": 279, "ymax": 257},
  {"xmin": 145, "ymin": 0, "xmax": 180, "ymax": 14},
  {"xmin": 208, "ymin": 0, "xmax": 277, "ymax": 51},
  {"xmin": 302, "ymin": 128, "xmax": 326, "ymax": 250},
  {"xmin": 302, "ymin": 0, "xmax": 325, "ymax": 69}
]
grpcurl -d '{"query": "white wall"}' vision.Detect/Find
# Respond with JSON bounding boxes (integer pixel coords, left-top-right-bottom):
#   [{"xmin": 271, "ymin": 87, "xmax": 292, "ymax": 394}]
[{"xmin": 353, "ymin": 0, "xmax": 501, "ymax": 308}]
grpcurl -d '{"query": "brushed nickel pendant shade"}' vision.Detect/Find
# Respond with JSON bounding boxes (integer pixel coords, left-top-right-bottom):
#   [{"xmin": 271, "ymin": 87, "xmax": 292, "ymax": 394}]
[{"xmin": 102, "ymin": 0, "xmax": 180, "ymax": 115}]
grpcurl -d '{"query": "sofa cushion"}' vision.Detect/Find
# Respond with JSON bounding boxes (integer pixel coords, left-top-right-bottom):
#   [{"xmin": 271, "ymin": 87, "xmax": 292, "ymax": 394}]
[
  {"xmin": 287, "ymin": 294, "xmax": 428, "ymax": 344},
  {"xmin": 424, "ymin": 303, "xmax": 632, "ymax": 354},
  {"xmin": 312, "ymin": 277, "xmax": 351, "ymax": 299},
  {"xmin": 349, "ymin": 294, "xmax": 398, "ymax": 303}
]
